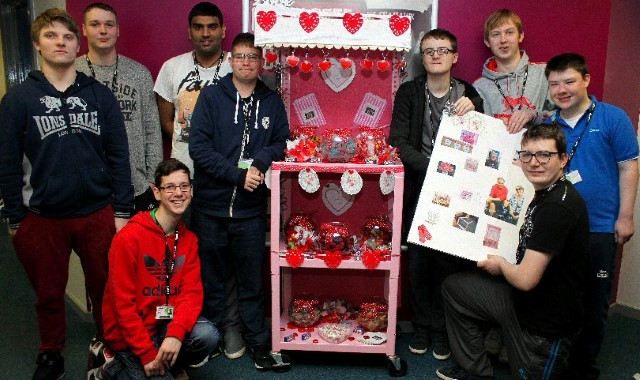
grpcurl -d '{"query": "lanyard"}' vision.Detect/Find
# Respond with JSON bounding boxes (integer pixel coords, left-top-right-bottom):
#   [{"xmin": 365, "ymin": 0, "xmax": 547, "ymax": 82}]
[
  {"xmin": 151, "ymin": 208, "xmax": 179, "ymax": 305},
  {"xmin": 494, "ymin": 66, "xmax": 528, "ymax": 112},
  {"xmin": 425, "ymin": 80, "xmax": 453, "ymax": 147},
  {"xmin": 85, "ymin": 54, "xmax": 118, "ymax": 93},
  {"xmin": 239, "ymin": 95, "xmax": 254, "ymax": 161},
  {"xmin": 564, "ymin": 102, "xmax": 596, "ymax": 171},
  {"xmin": 191, "ymin": 50, "xmax": 224, "ymax": 91}
]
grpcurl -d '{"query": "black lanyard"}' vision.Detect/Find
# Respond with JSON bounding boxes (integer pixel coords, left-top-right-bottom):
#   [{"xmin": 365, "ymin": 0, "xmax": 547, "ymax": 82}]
[
  {"xmin": 564, "ymin": 102, "xmax": 596, "ymax": 172},
  {"xmin": 191, "ymin": 50, "xmax": 224, "ymax": 91},
  {"xmin": 85, "ymin": 54, "xmax": 118, "ymax": 93},
  {"xmin": 151, "ymin": 208, "xmax": 179, "ymax": 305},
  {"xmin": 494, "ymin": 66, "xmax": 528, "ymax": 112},
  {"xmin": 425, "ymin": 80, "xmax": 453, "ymax": 147}
]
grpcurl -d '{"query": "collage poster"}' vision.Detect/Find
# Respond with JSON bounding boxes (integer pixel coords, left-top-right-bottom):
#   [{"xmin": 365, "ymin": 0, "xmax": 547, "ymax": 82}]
[{"xmin": 407, "ymin": 111, "xmax": 534, "ymax": 264}]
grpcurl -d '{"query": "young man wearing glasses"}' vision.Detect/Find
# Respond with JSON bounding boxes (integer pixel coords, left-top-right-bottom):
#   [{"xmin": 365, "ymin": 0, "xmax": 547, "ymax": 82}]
[
  {"xmin": 100, "ymin": 159, "xmax": 219, "ymax": 379},
  {"xmin": 436, "ymin": 124, "xmax": 589, "ymax": 380},
  {"xmin": 545, "ymin": 53, "xmax": 639, "ymax": 380},
  {"xmin": 189, "ymin": 32, "xmax": 290, "ymax": 372},
  {"xmin": 389, "ymin": 28, "xmax": 483, "ymax": 361},
  {"xmin": 473, "ymin": 9, "xmax": 555, "ymax": 133}
]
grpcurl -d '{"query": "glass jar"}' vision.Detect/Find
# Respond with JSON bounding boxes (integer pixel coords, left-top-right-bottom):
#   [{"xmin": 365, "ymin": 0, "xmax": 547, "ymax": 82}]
[
  {"xmin": 357, "ymin": 297, "xmax": 389, "ymax": 332},
  {"xmin": 288, "ymin": 294, "xmax": 321, "ymax": 328},
  {"xmin": 361, "ymin": 215, "xmax": 392, "ymax": 247},
  {"xmin": 319, "ymin": 222, "xmax": 351, "ymax": 254}
]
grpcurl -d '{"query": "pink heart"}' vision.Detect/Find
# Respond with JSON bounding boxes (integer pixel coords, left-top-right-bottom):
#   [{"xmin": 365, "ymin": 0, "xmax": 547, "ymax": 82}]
[
  {"xmin": 287, "ymin": 55, "xmax": 300, "ymax": 67},
  {"xmin": 257, "ymin": 10, "xmax": 277, "ymax": 31},
  {"xmin": 299, "ymin": 12, "xmax": 319, "ymax": 33},
  {"xmin": 343, "ymin": 13, "xmax": 363, "ymax": 34},
  {"xmin": 339, "ymin": 58, "xmax": 352, "ymax": 70},
  {"xmin": 388, "ymin": 14, "xmax": 410, "ymax": 36}
]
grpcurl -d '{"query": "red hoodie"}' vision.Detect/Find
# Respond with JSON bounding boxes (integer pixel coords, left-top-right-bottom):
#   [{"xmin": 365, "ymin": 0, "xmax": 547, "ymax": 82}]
[{"xmin": 102, "ymin": 211, "xmax": 202, "ymax": 365}]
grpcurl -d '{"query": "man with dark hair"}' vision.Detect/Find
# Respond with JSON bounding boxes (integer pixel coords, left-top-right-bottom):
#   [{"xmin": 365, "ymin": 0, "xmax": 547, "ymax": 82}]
[
  {"xmin": 473, "ymin": 9, "xmax": 555, "ymax": 133},
  {"xmin": 189, "ymin": 32, "xmax": 290, "ymax": 372},
  {"xmin": 545, "ymin": 52, "xmax": 639, "ymax": 380},
  {"xmin": 0, "ymin": 8, "xmax": 133, "ymax": 380},
  {"xmin": 76, "ymin": 2, "xmax": 163, "ymax": 214},
  {"xmin": 389, "ymin": 28, "xmax": 482, "ymax": 361},
  {"xmin": 99, "ymin": 159, "xmax": 219, "ymax": 380},
  {"xmin": 436, "ymin": 124, "xmax": 589, "ymax": 380}
]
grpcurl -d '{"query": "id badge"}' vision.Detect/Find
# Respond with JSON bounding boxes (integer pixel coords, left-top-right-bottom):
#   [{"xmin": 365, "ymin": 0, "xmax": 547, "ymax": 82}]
[
  {"xmin": 156, "ymin": 305, "xmax": 174, "ymax": 320},
  {"xmin": 565, "ymin": 170, "xmax": 583, "ymax": 185},
  {"xmin": 238, "ymin": 158, "xmax": 253, "ymax": 170}
]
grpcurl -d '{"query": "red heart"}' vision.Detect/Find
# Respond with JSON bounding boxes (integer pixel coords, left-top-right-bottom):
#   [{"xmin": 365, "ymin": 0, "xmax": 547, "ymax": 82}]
[
  {"xmin": 360, "ymin": 58, "xmax": 373, "ymax": 71},
  {"xmin": 362, "ymin": 250, "xmax": 382, "ymax": 270},
  {"xmin": 377, "ymin": 60, "xmax": 390, "ymax": 72},
  {"xmin": 257, "ymin": 10, "xmax": 277, "ymax": 32},
  {"xmin": 395, "ymin": 60, "xmax": 406, "ymax": 70},
  {"xmin": 286, "ymin": 55, "xmax": 300, "ymax": 67},
  {"xmin": 318, "ymin": 59, "xmax": 332, "ymax": 72},
  {"xmin": 339, "ymin": 58, "xmax": 352, "ymax": 70},
  {"xmin": 388, "ymin": 14, "xmax": 410, "ymax": 36},
  {"xmin": 343, "ymin": 13, "xmax": 363, "ymax": 34},
  {"xmin": 265, "ymin": 51, "xmax": 278, "ymax": 64},
  {"xmin": 286, "ymin": 250, "xmax": 304, "ymax": 268},
  {"xmin": 300, "ymin": 60, "xmax": 313, "ymax": 73},
  {"xmin": 299, "ymin": 12, "xmax": 320, "ymax": 33},
  {"xmin": 323, "ymin": 251, "xmax": 342, "ymax": 269}
]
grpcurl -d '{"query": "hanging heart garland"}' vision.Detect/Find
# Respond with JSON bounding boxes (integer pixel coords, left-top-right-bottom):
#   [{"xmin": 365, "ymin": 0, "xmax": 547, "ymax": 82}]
[
  {"xmin": 318, "ymin": 59, "xmax": 332, "ymax": 72},
  {"xmin": 299, "ymin": 12, "xmax": 320, "ymax": 33},
  {"xmin": 265, "ymin": 50, "xmax": 278, "ymax": 64},
  {"xmin": 379, "ymin": 170, "xmax": 394, "ymax": 195},
  {"xmin": 341, "ymin": 169, "xmax": 363, "ymax": 195},
  {"xmin": 300, "ymin": 49, "xmax": 312, "ymax": 73},
  {"xmin": 256, "ymin": 10, "xmax": 277, "ymax": 31},
  {"xmin": 377, "ymin": 59, "xmax": 391, "ymax": 72},
  {"xmin": 388, "ymin": 14, "xmax": 410, "ymax": 36},
  {"xmin": 286, "ymin": 49, "xmax": 300, "ymax": 67},
  {"xmin": 360, "ymin": 53, "xmax": 373, "ymax": 71},
  {"xmin": 298, "ymin": 167, "xmax": 320, "ymax": 193},
  {"xmin": 343, "ymin": 13, "xmax": 363, "ymax": 34}
]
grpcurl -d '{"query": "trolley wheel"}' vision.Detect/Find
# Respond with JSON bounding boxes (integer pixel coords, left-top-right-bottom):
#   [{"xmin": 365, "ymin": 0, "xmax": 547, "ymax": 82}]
[{"xmin": 387, "ymin": 355, "xmax": 407, "ymax": 377}]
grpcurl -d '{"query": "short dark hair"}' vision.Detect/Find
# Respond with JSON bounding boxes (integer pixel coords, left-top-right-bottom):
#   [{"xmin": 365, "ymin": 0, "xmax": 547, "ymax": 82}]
[
  {"xmin": 83, "ymin": 2, "xmax": 117, "ymax": 23},
  {"xmin": 188, "ymin": 2, "xmax": 223, "ymax": 27},
  {"xmin": 545, "ymin": 53, "xmax": 589, "ymax": 79},
  {"xmin": 154, "ymin": 159, "xmax": 191, "ymax": 186},
  {"xmin": 421, "ymin": 28, "xmax": 458, "ymax": 52},
  {"xmin": 484, "ymin": 9, "xmax": 523, "ymax": 41},
  {"xmin": 521, "ymin": 123, "xmax": 567, "ymax": 156},
  {"xmin": 231, "ymin": 32, "xmax": 258, "ymax": 52},
  {"xmin": 32, "ymin": 8, "xmax": 80, "ymax": 42}
]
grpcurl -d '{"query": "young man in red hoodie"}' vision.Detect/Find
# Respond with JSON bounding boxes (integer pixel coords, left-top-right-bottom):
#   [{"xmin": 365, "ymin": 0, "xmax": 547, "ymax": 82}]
[{"xmin": 98, "ymin": 159, "xmax": 219, "ymax": 379}]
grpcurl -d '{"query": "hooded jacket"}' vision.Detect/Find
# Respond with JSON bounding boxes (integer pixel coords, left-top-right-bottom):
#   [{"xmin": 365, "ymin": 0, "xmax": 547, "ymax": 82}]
[
  {"xmin": 102, "ymin": 211, "xmax": 202, "ymax": 366},
  {"xmin": 189, "ymin": 73, "xmax": 289, "ymax": 218},
  {"xmin": 0, "ymin": 71, "xmax": 133, "ymax": 227},
  {"xmin": 473, "ymin": 51, "xmax": 554, "ymax": 123}
]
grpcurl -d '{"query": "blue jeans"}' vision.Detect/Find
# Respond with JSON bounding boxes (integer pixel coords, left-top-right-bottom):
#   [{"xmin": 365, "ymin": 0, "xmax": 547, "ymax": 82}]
[
  {"xmin": 104, "ymin": 317, "xmax": 219, "ymax": 379},
  {"xmin": 191, "ymin": 210, "xmax": 270, "ymax": 346}
]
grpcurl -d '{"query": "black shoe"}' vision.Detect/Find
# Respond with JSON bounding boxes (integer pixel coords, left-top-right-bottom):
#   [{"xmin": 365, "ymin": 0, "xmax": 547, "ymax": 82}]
[
  {"xmin": 33, "ymin": 352, "xmax": 65, "ymax": 380},
  {"xmin": 432, "ymin": 331, "xmax": 451, "ymax": 361},
  {"xmin": 409, "ymin": 328, "xmax": 429, "ymax": 354},
  {"xmin": 436, "ymin": 365, "xmax": 494, "ymax": 380},
  {"xmin": 248, "ymin": 344, "xmax": 276, "ymax": 371}
]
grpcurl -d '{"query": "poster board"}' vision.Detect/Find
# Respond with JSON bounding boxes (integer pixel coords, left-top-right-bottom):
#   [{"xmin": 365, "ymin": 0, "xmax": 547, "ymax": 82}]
[{"xmin": 407, "ymin": 111, "xmax": 534, "ymax": 264}]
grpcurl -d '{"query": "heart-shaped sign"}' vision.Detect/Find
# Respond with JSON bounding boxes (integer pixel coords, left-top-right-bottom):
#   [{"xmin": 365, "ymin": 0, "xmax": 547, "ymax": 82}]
[
  {"xmin": 362, "ymin": 250, "xmax": 382, "ymax": 270},
  {"xmin": 360, "ymin": 58, "xmax": 373, "ymax": 71},
  {"xmin": 287, "ymin": 55, "xmax": 300, "ymax": 67},
  {"xmin": 377, "ymin": 60, "xmax": 390, "ymax": 72},
  {"xmin": 320, "ymin": 58, "xmax": 356, "ymax": 93},
  {"xmin": 286, "ymin": 249, "xmax": 305, "ymax": 268},
  {"xmin": 343, "ymin": 13, "xmax": 363, "ymax": 34},
  {"xmin": 299, "ymin": 12, "xmax": 319, "ymax": 33},
  {"xmin": 265, "ymin": 51, "xmax": 278, "ymax": 63},
  {"xmin": 322, "ymin": 182, "xmax": 354, "ymax": 216},
  {"xmin": 323, "ymin": 250, "xmax": 343, "ymax": 269},
  {"xmin": 339, "ymin": 58, "xmax": 353, "ymax": 70},
  {"xmin": 300, "ymin": 60, "xmax": 313, "ymax": 73},
  {"xmin": 318, "ymin": 59, "xmax": 332, "ymax": 72},
  {"xmin": 257, "ymin": 10, "xmax": 277, "ymax": 31},
  {"xmin": 389, "ymin": 14, "xmax": 410, "ymax": 36}
]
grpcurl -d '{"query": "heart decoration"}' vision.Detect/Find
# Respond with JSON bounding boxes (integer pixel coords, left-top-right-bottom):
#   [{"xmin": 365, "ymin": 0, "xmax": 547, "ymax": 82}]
[
  {"xmin": 287, "ymin": 55, "xmax": 300, "ymax": 67},
  {"xmin": 299, "ymin": 12, "xmax": 320, "ymax": 33},
  {"xmin": 360, "ymin": 58, "xmax": 373, "ymax": 71},
  {"xmin": 322, "ymin": 182, "xmax": 354, "ymax": 216},
  {"xmin": 318, "ymin": 59, "xmax": 332, "ymax": 72},
  {"xmin": 377, "ymin": 60, "xmax": 391, "ymax": 72},
  {"xmin": 286, "ymin": 249, "xmax": 305, "ymax": 268},
  {"xmin": 395, "ymin": 60, "xmax": 406, "ymax": 70},
  {"xmin": 418, "ymin": 224, "xmax": 432, "ymax": 243},
  {"xmin": 388, "ymin": 14, "xmax": 410, "ymax": 36},
  {"xmin": 300, "ymin": 60, "xmax": 313, "ymax": 73},
  {"xmin": 362, "ymin": 250, "xmax": 382, "ymax": 270},
  {"xmin": 257, "ymin": 10, "xmax": 277, "ymax": 31},
  {"xmin": 323, "ymin": 250, "xmax": 343, "ymax": 269},
  {"xmin": 343, "ymin": 13, "xmax": 363, "ymax": 34},
  {"xmin": 339, "ymin": 57, "xmax": 353, "ymax": 70},
  {"xmin": 320, "ymin": 58, "xmax": 356, "ymax": 92},
  {"xmin": 265, "ymin": 51, "xmax": 278, "ymax": 64}
]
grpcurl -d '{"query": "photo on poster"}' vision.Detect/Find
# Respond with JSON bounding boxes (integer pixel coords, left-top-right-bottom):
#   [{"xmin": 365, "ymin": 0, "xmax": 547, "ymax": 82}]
[
  {"xmin": 483, "ymin": 224, "xmax": 502, "ymax": 249},
  {"xmin": 453, "ymin": 211, "xmax": 479, "ymax": 233},
  {"xmin": 436, "ymin": 161, "xmax": 456, "ymax": 177},
  {"xmin": 485, "ymin": 149, "xmax": 501, "ymax": 169}
]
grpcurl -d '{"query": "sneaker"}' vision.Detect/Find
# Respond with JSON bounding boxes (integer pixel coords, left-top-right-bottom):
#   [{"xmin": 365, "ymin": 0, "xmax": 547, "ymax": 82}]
[
  {"xmin": 436, "ymin": 365, "xmax": 494, "ymax": 380},
  {"xmin": 432, "ymin": 331, "xmax": 452, "ymax": 360},
  {"xmin": 187, "ymin": 348, "xmax": 222, "ymax": 369},
  {"xmin": 223, "ymin": 331, "xmax": 246, "ymax": 360},
  {"xmin": 33, "ymin": 352, "xmax": 65, "ymax": 380},
  {"xmin": 409, "ymin": 328, "xmax": 429, "ymax": 354},
  {"xmin": 247, "ymin": 344, "xmax": 276, "ymax": 371}
]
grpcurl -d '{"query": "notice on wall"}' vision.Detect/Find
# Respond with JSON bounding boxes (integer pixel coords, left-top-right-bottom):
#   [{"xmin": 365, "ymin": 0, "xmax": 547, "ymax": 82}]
[{"xmin": 407, "ymin": 111, "xmax": 534, "ymax": 264}]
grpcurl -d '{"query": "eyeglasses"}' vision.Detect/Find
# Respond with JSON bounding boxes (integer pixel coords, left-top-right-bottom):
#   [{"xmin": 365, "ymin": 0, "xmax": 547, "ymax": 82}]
[
  {"xmin": 517, "ymin": 151, "xmax": 559, "ymax": 164},
  {"xmin": 421, "ymin": 47, "xmax": 455, "ymax": 57},
  {"xmin": 158, "ymin": 183, "xmax": 192, "ymax": 194},
  {"xmin": 232, "ymin": 53, "xmax": 261, "ymax": 62}
]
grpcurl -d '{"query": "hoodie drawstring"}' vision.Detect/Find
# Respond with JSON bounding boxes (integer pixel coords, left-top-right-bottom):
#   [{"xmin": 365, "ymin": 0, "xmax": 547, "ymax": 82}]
[{"xmin": 234, "ymin": 92, "xmax": 240, "ymax": 125}]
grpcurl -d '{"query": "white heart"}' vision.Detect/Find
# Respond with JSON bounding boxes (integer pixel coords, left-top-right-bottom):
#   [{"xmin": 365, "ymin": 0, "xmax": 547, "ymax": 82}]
[
  {"xmin": 322, "ymin": 182, "xmax": 354, "ymax": 216},
  {"xmin": 320, "ymin": 58, "xmax": 356, "ymax": 93}
]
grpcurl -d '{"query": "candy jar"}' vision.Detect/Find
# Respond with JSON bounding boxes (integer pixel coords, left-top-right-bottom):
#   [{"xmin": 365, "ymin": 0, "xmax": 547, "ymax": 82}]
[
  {"xmin": 284, "ymin": 213, "xmax": 316, "ymax": 250},
  {"xmin": 361, "ymin": 215, "xmax": 392, "ymax": 248},
  {"xmin": 288, "ymin": 293, "xmax": 321, "ymax": 328},
  {"xmin": 357, "ymin": 297, "xmax": 389, "ymax": 332},
  {"xmin": 320, "ymin": 129, "xmax": 356, "ymax": 163},
  {"xmin": 319, "ymin": 222, "xmax": 351, "ymax": 254}
]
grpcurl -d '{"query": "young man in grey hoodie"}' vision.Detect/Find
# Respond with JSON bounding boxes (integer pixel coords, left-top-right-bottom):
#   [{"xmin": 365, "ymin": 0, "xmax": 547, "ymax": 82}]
[{"xmin": 473, "ymin": 9, "xmax": 554, "ymax": 133}]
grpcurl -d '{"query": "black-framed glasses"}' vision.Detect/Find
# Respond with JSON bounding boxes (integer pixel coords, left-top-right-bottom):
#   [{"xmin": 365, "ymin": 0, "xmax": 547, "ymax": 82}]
[
  {"xmin": 158, "ymin": 183, "xmax": 192, "ymax": 194},
  {"xmin": 517, "ymin": 151, "xmax": 559, "ymax": 164},
  {"xmin": 232, "ymin": 53, "xmax": 261, "ymax": 62},
  {"xmin": 421, "ymin": 47, "xmax": 455, "ymax": 57}
]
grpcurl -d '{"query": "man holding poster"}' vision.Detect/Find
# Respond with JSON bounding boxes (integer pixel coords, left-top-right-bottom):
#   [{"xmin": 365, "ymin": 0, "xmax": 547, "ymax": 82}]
[
  {"xmin": 436, "ymin": 124, "xmax": 589, "ymax": 380},
  {"xmin": 389, "ymin": 28, "xmax": 483, "ymax": 360}
]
